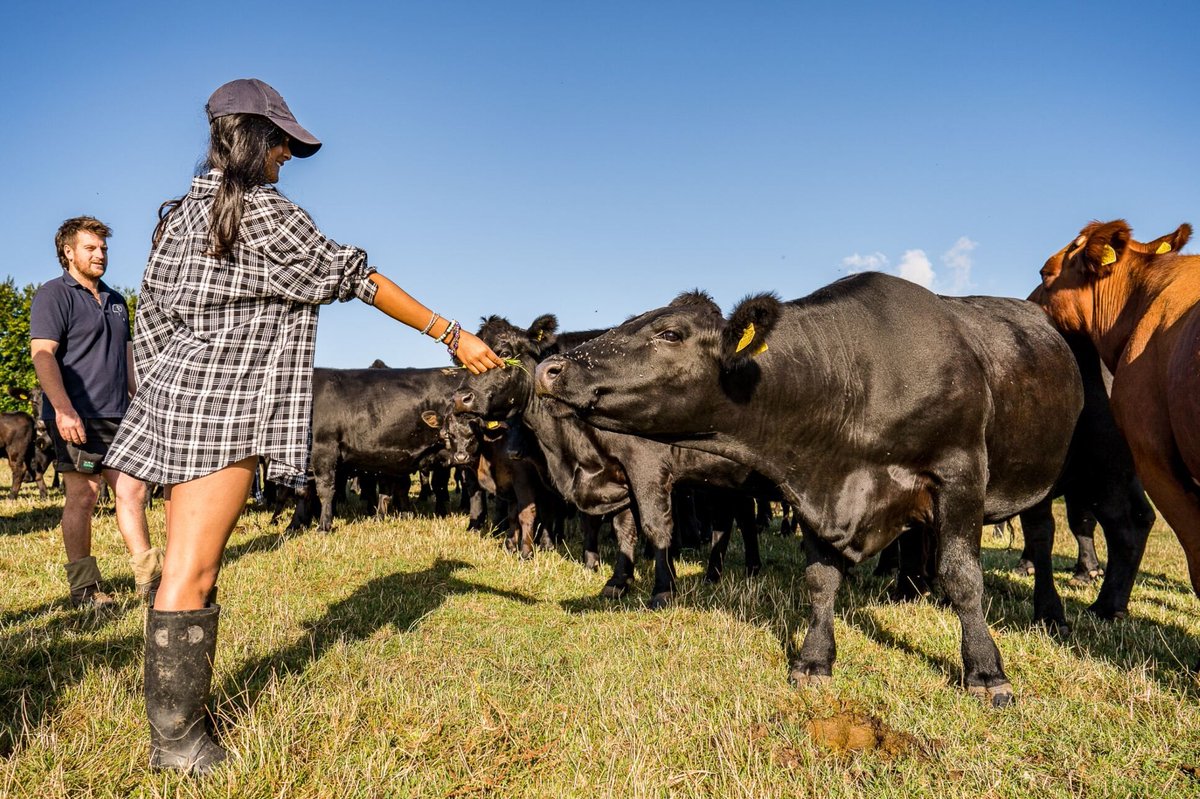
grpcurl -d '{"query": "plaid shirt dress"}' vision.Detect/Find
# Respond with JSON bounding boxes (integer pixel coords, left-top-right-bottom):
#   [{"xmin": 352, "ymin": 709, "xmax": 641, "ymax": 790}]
[{"xmin": 105, "ymin": 171, "xmax": 378, "ymax": 489}]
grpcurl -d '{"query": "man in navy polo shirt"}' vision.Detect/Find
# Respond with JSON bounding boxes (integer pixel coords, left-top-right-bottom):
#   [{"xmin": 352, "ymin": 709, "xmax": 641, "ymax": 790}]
[{"xmin": 30, "ymin": 216, "xmax": 161, "ymax": 610}]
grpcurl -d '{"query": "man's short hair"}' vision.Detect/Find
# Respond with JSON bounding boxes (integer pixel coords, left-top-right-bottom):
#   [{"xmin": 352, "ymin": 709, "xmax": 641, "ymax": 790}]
[{"xmin": 55, "ymin": 216, "xmax": 112, "ymax": 269}]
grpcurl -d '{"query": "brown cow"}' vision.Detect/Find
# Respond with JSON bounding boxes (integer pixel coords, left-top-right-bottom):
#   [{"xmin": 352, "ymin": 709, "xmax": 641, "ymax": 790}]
[{"xmin": 1034, "ymin": 220, "xmax": 1200, "ymax": 648}]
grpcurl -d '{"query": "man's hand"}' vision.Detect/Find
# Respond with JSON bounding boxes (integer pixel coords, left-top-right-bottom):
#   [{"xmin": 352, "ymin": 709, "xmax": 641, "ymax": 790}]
[{"xmin": 55, "ymin": 407, "xmax": 86, "ymax": 445}]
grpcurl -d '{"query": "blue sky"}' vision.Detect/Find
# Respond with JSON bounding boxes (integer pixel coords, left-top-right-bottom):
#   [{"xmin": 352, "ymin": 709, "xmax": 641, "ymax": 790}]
[{"xmin": 3, "ymin": 0, "xmax": 1196, "ymax": 368}]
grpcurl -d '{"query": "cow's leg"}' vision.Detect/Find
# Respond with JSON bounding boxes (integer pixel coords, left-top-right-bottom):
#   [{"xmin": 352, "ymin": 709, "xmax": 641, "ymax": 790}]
[
  {"xmin": 639, "ymin": 487, "xmax": 678, "ymax": 610},
  {"xmin": 1011, "ymin": 529, "xmax": 1036, "ymax": 578},
  {"xmin": 432, "ymin": 465, "xmax": 451, "ymax": 517},
  {"xmin": 705, "ymin": 500, "xmax": 734, "ymax": 584},
  {"xmin": 601, "ymin": 508, "xmax": 638, "ymax": 599},
  {"xmin": 891, "ymin": 526, "xmax": 935, "ymax": 602},
  {"xmin": 1066, "ymin": 502, "xmax": 1102, "ymax": 585},
  {"xmin": 790, "ymin": 530, "xmax": 845, "ymax": 686},
  {"xmin": 581, "ymin": 514, "xmax": 603, "ymax": 571},
  {"xmin": 737, "ymin": 495, "xmax": 762, "ymax": 578},
  {"xmin": 1089, "ymin": 483, "xmax": 1154, "ymax": 620},
  {"xmin": 1018, "ymin": 498, "xmax": 1068, "ymax": 635},
  {"xmin": 315, "ymin": 470, "xmax": 337, "ymax": 533},
  {"xmin": 7, "ymin": 451, "xmax": 25, "ymax": 500},
  {"xmin": 874, "ymin": 538, "xmax": 900, "ymax": 577},
  {"xmin": 512, "ymin": 473, "xmax": 538, "ymax": 560},
  {"xmin": 936, "ymin": 489, "xmax": 1013, "ymax": 707}
]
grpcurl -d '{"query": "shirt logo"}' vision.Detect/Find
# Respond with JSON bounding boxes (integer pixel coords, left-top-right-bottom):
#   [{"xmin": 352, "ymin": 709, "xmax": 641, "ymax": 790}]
[{"xmin": 110, "ymin": 305, "xmax": 127, "ymax": 320}]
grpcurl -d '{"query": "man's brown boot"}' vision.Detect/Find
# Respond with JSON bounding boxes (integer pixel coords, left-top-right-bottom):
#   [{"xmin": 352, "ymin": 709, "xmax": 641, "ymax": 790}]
[
  {"xmin": 130, "ymin": 547, "xmax": 164, "ymax": 601},
  {"xmin": 64, "ymin": 556, "xmax": 116, "ymax": 611}
]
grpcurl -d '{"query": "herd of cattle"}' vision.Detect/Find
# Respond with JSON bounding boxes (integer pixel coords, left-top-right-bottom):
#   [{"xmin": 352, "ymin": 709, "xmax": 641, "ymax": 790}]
[{"xmin": 3, "ymin": 219, "xmax": 1199, "ymax": 706}]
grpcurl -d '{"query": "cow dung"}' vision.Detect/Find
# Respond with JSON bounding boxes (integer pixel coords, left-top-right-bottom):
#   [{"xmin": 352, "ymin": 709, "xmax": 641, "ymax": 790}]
[{"xmin": 806, "ymin": 711, "xmax": 920, "ymax": 758}]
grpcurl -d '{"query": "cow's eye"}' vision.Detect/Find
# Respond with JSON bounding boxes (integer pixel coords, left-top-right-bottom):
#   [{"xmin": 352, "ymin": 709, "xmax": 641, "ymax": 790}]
[{"xmin": 656, "ymin": 330, "xmax": 682, "ymax": 343}]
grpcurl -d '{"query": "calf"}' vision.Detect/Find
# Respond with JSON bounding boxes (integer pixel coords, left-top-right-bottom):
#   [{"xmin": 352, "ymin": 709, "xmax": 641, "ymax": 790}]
[
  {"xmin": 1035, "ymin": 220, "xmax": 1200, "ymax": 661},
  {"xmin": 300, "ymin": 367, "xmax": 458, "ymax": 532},
  {"xmin": 1, "ymin": 411, "xmax": 37, "ymax": 499},
  {"xmin": 536, "ymin": 273, "xmax": 1083, "ymax": 704}
]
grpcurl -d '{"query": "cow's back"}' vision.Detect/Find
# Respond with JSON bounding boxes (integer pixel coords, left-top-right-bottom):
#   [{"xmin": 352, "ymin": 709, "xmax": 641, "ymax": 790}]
[{"xmin": 942, "ymin": 296, "xmax": 1083, "ymax": 520}]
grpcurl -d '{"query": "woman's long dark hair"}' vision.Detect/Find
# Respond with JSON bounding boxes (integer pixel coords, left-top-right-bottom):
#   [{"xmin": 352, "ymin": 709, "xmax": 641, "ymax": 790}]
[{"xmin": 153, "ymin": 113, "xmax": 284, "ymax": 258}]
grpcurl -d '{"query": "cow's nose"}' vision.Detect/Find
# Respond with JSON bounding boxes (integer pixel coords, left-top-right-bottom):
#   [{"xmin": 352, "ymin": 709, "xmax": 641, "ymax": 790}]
[
  {"xmin": 455, "ymin": 391, "xmax": 475, "ymax": 412},
  {"xmin": 535, "ymin": 358, "xmax": 566, "ymax": 396}
]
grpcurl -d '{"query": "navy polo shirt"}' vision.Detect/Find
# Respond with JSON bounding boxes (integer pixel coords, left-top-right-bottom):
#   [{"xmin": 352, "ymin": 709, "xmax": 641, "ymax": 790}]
[{"xmin": 29, "ymin": 272, "xmax": 131, "ymax": 421}]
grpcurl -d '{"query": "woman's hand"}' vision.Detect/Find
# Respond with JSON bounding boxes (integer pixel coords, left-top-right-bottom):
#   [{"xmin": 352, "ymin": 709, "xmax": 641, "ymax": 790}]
[{"xmin": 455, "ymin": 331, "xmax": 505, "ymax": 374}]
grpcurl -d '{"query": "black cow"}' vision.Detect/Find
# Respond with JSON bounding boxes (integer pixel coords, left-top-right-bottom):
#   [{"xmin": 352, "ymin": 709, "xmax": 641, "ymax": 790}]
[
  {"xmin": 1016, "ymin": 332, "xmax": 1155, "ymax": 628},
  {"xmin": 298, "ymin": 367, "xmax": 459, "ymax": 531},
  {"xmin": 535, "ymin": 273, "xmax": 1084, "ymax": 705},
  {"xmin": 455, "ymin": 315, "xmax": 766, "ymax": 606}
]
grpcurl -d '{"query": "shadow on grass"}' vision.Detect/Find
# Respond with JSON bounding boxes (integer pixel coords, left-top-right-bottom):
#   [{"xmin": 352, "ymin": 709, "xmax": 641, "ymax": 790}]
[
  {"xmin": 215, "ymin": 558, "xmax": 537, "ymax": 728},
  {"xmin": 556, "ymin": 531, "xmax": 1200, "ymax": 700},
  {"xmin": 0, "ymin": 605, "xmax": 139, "ymax": 757},
  {"xmin": 0, "ymin": 504, "xmax": 62, "ymax": 537}
]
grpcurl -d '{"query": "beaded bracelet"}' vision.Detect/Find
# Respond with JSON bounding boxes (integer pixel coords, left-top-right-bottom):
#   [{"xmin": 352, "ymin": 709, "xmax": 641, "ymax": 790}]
[
  {"xmin": 420, "ymin": 311, "xmax": 441, "ymax": 336},
  {"xmin": 441, "ymin": 319, "xmax": 462, "ymax": 358}
]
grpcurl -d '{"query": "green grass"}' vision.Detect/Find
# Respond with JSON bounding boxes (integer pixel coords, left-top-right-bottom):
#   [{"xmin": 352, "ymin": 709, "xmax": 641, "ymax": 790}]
[{"xmin": 1, "ymin": 465, "xmax": 1199, "ymax": 798}]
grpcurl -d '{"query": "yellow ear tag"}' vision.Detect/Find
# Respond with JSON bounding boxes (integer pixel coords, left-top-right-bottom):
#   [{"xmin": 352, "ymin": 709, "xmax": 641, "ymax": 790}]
[
  {"xmin": 1101, "ymin": 245, "xmax": 1117, "ymax": 267},
  {"xmin": 484, "ymin": 421, "xmax": 501, "ymax": 430},
  {"xmin": 735, "ymin": 323, "xmax": 756, "ymax": 353},
  {"xmin": 1156, "ymin": 241, "xmax": 1172, "ymax": 254},
  {"xmin": 752, "ymin": 341, "xmax": 768, "ymax": 357}
]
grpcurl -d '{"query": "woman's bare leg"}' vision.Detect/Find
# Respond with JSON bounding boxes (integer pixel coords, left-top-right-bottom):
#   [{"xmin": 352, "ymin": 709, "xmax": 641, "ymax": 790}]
[{"xmin": 154, "ymin": 457, "xmax": 256, "ymax": 611}]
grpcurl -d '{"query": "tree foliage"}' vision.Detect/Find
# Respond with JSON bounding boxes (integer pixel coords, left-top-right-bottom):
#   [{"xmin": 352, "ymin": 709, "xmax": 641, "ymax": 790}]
[
  {"xmin": 0, "ymin": 278, "xmax": 38, "ymax": 414},
  {"xmin": 0, "ymin": 277, "xmax": 138, "ymax": 414}
]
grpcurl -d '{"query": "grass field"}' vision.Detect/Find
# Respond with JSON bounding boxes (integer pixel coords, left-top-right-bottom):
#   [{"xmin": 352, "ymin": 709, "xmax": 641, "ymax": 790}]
[{"xmin": 1, "ymin": 465, "xmax": 1199, "ymax": 798}]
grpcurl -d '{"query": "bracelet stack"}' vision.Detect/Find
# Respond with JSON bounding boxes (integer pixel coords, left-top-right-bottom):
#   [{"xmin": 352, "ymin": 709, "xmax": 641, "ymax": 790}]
[{"xmin": 440, "ymin": 319, "xmax": 462, "ymax": 358}]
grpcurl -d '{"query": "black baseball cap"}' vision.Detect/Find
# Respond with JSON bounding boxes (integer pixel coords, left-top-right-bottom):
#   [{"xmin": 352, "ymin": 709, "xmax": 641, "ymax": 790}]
[{"xmin": 205, "ymin": 78, "xmax": 322, "ymax": 158}]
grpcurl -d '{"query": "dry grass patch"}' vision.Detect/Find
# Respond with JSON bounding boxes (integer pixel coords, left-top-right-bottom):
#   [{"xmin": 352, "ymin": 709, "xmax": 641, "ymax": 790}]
[{"xmin": 2, "ymin": 465, "xmax": 1199, "ymax": 797}]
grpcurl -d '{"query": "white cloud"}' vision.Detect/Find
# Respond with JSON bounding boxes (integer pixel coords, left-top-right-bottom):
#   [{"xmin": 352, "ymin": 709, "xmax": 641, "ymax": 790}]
[
  {"xmin": 840, "ymin": 237, "xmax": 977, "ymax": 294},
  {"xmin": 940, "ymin": 236, "xmax": 976, "ymax": 295},
  {"xmin": 842, "ymin": 252, "xmax": 889, "ymax": 273},
  {"xmin": 897, "ymin": 249, "xmax": 934, "ymax": 289}
]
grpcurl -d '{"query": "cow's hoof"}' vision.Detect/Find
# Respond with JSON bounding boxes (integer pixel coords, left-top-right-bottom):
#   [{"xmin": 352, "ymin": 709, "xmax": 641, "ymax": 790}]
[
  {"xmin": 746, "ymin": 564, "xmax": 762, "ymax": 578},
  {"xmin": 1087, "ymin": 603, "xmax": 1127, "ymax": 621},
  {"xmin": 1011, "ymin": 560, "xmax": 1035, "ymax": 577},
  {"xmin": 647, "ymin": 592, "xmax": 674, "ymax": 610},
  {"xmin": 888, "ymin": 581, "xmax": 930, "ymax": 603},
  {"xmin": 704, "ymin": 569, "xmax": 722, "ymax": 585},
  {"xmin": 583, "ymin": 552, "xmax": 600, "ymax": 571},
  {"xmin": 1069, "ymin": 569, "xmax": 1102, "ymax": 587},
  {"xmin": 1037, "ymin": 617, "xmax": 1071, "ymax": 638},
  {"xmin": 967, "ymin": 682, "xmax": 1014, "ymax": 708},
  {"xmin": 788, "ymin": 666, "xmax": 832, "ymax": 688},
  {"xmin": 600, "ymin": 583, "xmax": 629, "ymax": 600},
  {"xmin": 519, "ymin": 549, "xmax": 535, "ymax": 561}
]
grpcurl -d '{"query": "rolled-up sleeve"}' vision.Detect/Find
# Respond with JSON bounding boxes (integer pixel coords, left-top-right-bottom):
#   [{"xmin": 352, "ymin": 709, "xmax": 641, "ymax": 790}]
[{"xmin": 264, "ymin": 202, "xmax": 378, "ymax": 306}]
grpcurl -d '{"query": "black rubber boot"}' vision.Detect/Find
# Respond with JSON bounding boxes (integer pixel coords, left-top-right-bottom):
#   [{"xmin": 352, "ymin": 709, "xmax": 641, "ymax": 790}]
[{"xmin": 144, "ymin": 604, "xmax": 227, "ymax": 774}]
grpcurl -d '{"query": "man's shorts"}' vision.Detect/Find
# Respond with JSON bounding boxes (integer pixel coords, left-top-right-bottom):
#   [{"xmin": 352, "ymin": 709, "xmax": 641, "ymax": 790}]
[{"xmin": 47, "ymin": 418, "xmax": 122, "ymax": 474}]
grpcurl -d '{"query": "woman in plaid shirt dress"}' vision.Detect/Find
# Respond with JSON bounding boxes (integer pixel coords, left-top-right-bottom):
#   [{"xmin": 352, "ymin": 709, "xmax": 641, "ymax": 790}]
[{"xmin": 105, "ymin": 79, "xmax": 504, "ymax": 775}]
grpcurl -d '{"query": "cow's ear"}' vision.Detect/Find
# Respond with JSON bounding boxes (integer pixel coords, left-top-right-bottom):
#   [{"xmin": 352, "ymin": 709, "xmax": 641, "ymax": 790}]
[
  {"xmin": 527, "ymin": 314, "xmax": 558, "ymax": 352},
  {"xmin": 721, "ymin": 293, "xmax": 781, "ymax": 366},
  {"xmin": 1145, "ymin": 223, "xmax": 1192, "ymax": 256},
  {"xmin": 420, "ymin": 410, "xmax": 442, "ymax": 429},
  {"xmin": 1076, "ymin": 220, "xmax": 1131, "ymax": 278}
]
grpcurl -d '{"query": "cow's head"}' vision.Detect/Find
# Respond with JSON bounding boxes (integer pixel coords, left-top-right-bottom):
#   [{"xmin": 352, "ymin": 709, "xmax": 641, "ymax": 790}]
[
  {"xmin": 533, "ymin": 290, "xmax": 782, "ymax": 436},
  {"xmin": 438, "ymin": 411, "xmax": 503, "ymax": 466},
  {"xmin": 453, "ymin": 314, "xmax": 558, "ymax": 418},
  {"xmin": 1035, "ymin": 220, "xmax": 1132, "ymax": 332},
  {"xmin": 1036, "ymin": 220, "xmax": 1192, "ymax": 333}
]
